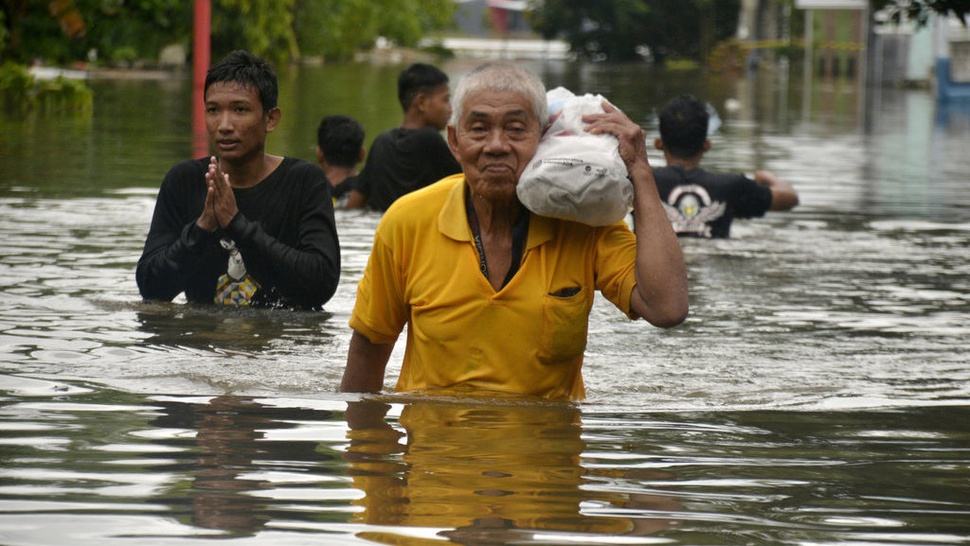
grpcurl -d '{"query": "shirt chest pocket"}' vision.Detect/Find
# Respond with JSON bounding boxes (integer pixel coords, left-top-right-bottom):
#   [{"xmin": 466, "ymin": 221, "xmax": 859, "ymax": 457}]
[{"xmin": 538, "ymin": 290, "xmax": 589, "ymax": 363}]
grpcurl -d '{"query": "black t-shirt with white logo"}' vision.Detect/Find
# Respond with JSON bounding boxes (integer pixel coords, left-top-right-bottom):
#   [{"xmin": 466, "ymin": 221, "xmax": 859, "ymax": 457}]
[{"xmin": 653, "ymin": 165, "xmax": 772, "ymax": 238}]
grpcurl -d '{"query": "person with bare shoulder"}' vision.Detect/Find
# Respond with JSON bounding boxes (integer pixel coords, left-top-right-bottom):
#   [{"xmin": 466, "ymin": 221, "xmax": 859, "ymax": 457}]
[
  {"xmin": 136, "ymin": 50, "xmax": 340, "ymax": 310},
  {"xmin": 340, "ymin": 62, "xmax": 688, "ymax": 401}
]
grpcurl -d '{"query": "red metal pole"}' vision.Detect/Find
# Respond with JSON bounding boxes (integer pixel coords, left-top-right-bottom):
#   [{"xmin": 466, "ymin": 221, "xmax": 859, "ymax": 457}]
[{"xmin": 192, "ymin": 0, "xmax": 211, "ymax": 159}]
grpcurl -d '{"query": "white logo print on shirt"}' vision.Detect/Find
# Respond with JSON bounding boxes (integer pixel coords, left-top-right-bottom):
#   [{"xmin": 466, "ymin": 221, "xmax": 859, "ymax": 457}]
[{"xmin": 662, "ymin": 184, "xmax": 727, "ymax": 239}]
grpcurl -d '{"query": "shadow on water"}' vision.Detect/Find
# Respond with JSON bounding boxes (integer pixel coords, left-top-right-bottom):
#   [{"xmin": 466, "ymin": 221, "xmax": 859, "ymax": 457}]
[{"xmin": 1, "ymin": 58, "xmax": 970, "ymax": 544}]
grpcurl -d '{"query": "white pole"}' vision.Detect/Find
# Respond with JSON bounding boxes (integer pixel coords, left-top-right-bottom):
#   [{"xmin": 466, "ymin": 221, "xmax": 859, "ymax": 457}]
[{"xmin": 803, "ymin": 9, "xmax": 814, "ymax": 121}]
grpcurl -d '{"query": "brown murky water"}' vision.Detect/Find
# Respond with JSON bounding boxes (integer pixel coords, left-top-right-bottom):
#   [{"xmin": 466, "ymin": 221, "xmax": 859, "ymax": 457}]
[{"xmin": 1, "ymin": 59, "xmax": 969, "ymax": 544}]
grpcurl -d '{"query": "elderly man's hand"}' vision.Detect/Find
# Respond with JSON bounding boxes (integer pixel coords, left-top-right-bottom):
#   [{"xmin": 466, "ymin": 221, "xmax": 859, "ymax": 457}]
[{"xmin": 582, "ymin": 101, "xmax": 650, "ymax": 174}]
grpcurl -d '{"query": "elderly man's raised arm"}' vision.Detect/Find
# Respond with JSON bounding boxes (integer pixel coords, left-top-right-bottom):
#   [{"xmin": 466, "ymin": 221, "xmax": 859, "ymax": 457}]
[
  {"xmin": 626, "ymin": 160, "xmax": 689, "ymax": 326},
  {"xmin": 584, "ymin": 102, "xmax": 688, "ymax": 328}
]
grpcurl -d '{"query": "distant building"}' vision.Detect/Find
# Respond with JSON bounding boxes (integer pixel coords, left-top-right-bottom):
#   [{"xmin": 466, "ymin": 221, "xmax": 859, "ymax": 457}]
[
  {"xmin": 442, "ymin": 0, "xmax": 569, "ymax": 60},
  {"xmin": 791, "ymin": 1, "xmax": 970, "ymax": 99},
  {"xmin": 452, "ymin": 0, "xmax": 531, "ymax": 37}
]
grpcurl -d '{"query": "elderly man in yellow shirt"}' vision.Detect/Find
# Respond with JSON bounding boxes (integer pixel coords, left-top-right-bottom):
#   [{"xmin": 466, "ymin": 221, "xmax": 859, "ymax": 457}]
[{"xmin": 340, "ymin": 62, "xmax": 688, "ymax": 401}]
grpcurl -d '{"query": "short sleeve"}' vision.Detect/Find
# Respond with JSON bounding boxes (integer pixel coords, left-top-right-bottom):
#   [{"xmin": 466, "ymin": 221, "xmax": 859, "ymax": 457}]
[
  {"xmin": 731, "ymin": 175, "xmax": 773, "ymax": 219},
  {"xmin": 348, "ymin": 227, "xmax": 409, "ymax": 344},
  {"xmin": 592, "ymin": 222, "xmax": 639, "ymax": 319}
]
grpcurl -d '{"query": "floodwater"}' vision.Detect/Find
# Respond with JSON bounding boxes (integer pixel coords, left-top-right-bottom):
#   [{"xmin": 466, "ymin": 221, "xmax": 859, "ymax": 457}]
[{"xmin": 1, "ymin": 58, "xmax": 969, "ymax": 545}]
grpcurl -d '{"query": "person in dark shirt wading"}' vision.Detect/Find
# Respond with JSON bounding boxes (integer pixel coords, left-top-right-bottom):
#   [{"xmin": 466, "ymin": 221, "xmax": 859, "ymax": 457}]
[
  {"xmin": 653, "ymin": 94, "xmax": 799, "ymax": 238},
  {"xmin": 345, "ymin": 63, "xmax": 462, "ymax": 211}
]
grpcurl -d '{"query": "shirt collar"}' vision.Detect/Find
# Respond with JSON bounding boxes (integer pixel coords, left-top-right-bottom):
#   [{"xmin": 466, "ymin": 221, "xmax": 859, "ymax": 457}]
[{"xmin": 438, "ymin": 176, "xmax": 554, "ymax": 250}]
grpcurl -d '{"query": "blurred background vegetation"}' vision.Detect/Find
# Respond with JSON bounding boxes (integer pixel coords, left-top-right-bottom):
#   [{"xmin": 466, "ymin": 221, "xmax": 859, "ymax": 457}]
[
  {"xmin": 0, "ymin": 0, "xmax": 455, "ymax": 66},
  {"xmin": 1, "ymin": 0, "xmax": 967, "ymax": 115},
  {"xmin": 2, "ymin": 1, "xmax": 966, "ymax": 68}
]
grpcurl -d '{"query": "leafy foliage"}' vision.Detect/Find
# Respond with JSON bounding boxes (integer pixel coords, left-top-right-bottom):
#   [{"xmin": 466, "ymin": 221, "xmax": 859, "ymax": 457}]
[
  {"xmin": 293, "ymin": 0, "xmax": 455, "ymax": 60},
  {"xmin": 529, "ymin": 0, "xmax": 970, "ymax": 63},
  {"xmin": 0, "ymin": 61, "xmax": 92, "ymax": 117},
  {"xmin": 529, "ymin": 0, "xmax": 740, "ymax": 63},
  {"xmin": 871, "ymin": 0, "xmax": 970, "ymax": 26},
  {"xmin": 0, "ymin": 0, "xmax": 191, "ymax": 65},
  {"xmin": 213, "ymin": 0, "xmax": 298, "ymax": 63},
  {"xmin": 0, "ymin": 0, "xmax": 455, "ymax": 66}
]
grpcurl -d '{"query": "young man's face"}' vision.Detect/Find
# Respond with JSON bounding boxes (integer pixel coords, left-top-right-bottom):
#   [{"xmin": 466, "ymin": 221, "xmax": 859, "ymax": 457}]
[
  {"xmin": 421, "ymin": 84, "xmax": 453, "ymax": 131},
  {"xmin": 204, "ymin": 81, "xmax": 279, "ymax": 164}
]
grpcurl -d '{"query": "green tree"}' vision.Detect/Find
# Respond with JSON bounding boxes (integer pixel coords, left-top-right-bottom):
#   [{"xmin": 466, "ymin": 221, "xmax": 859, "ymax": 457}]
[
  {"xmin": 528, "ymin": 0, "xmax": 648, "ymax": 61},
  {"xmin": 528, "ymin": 0, "xmax": 740, "ymax": 63},
  {"xmin": 0, "ymin": 0, "xmax": 190, "ymax": 65},
  {"xmin": 293, "ymin": 0, "xmax": 377, "ymax": 60},
  {"xmin": 213, "ymin": 0, "xmax": 299, "ymax": 63},
  {"xmin": 1, "ymin": 0, "xmax": 456, "ymax": 66},
  {"xmin": 0, "ymin": 0, "xmax": 454, "ymax": 64},
  {"xmin": 528, "ymin": 0, "xmax": 970, "ymax": 64},
  {"xmin": 292, "ymin": 0, "xmax": 455, "ymax": 61},
  {"xmin": 374, "ymin": 0, "xmax": 455, "ymax": 47}
]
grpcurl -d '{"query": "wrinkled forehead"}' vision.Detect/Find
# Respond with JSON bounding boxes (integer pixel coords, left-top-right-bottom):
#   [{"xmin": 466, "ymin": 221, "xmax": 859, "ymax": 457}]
[{"xmin": 458, "ymin": 89, "xmax": 540, "ymax": 125}]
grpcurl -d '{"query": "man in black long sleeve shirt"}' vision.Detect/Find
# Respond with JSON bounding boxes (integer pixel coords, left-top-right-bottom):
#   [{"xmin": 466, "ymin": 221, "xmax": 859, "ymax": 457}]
[{"xmin": 136, "ymin": 50, "xmax": 340, "ymax": 310}]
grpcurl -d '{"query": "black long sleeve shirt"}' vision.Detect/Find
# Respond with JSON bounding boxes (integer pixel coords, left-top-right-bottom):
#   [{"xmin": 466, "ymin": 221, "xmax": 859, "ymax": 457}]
[{"xmin": 136, "ymin": 157, "xmax": 340, "ymax": 310}]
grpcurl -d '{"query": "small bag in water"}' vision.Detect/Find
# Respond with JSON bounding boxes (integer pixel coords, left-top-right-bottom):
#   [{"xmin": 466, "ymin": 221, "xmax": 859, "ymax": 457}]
[{"xmin": 517, "ymin": 87, "xmax": 633, "ymax": 226}]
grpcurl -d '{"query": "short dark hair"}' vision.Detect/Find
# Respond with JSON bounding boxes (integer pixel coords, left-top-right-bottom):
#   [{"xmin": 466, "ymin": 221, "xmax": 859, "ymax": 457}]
[
  {"xmin": 317, "ymin": 115, "xmax": 365, "ymax": 167},
  {"xmin": 398, "ymin": 63, "xmax": 449, "ymax": 112},
  {"xmin": 204, "ymin": 50, "xmax": 278, "ymax": 114},
  {"xmin": 658, "ymin": 94, "xmax": 709, "ymax": 159}
]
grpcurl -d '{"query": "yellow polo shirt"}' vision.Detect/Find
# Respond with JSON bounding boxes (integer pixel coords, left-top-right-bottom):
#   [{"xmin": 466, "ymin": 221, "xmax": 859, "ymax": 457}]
[{"xmin": 349, "ymin": 174, "xmax": 638, "ymax": 400}]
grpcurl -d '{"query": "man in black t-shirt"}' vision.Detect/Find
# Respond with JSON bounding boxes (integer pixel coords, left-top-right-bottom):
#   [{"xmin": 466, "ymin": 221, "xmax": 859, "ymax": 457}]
[
  {"xmin": 345, "ymin": 63, "xmax": 461, "ymax": 212},
  {"xmin": 652, "ymin": 94, "xmax": 799, "ymax": 238}
]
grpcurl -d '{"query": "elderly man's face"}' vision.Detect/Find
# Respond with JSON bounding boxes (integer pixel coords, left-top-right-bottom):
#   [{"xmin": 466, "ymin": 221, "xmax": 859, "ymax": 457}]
[{"xmin": 447, "ymin": 89, "xmax": 542, "ymax": 202}]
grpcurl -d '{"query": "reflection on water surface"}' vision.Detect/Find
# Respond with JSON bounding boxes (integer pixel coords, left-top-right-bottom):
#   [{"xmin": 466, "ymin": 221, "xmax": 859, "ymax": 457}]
[
  {"xmin": 1, "ymin": 386, "xmax": 968, "ymax": 545},
  {"xmin": 1, "ymin": 60, "xmax": 969, "ymax": 544}
]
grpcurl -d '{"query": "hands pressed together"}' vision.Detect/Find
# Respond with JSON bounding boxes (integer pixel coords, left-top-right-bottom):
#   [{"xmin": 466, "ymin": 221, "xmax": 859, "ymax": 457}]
[{"xmin": 197, "ymin": 156, "xmax": 240, "ymax": 232}]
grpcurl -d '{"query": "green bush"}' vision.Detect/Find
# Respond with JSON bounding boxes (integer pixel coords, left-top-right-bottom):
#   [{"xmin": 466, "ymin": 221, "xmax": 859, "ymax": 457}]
[
  {"xmin": 0, "ymin": 62, "xmax": 35, "ymax": 116},
  {"xmin": 35, "ymin": 75, "xmax": 93, "ymax": 116},
  {"xmin": 0, "ymin": 62, "xmax": 93, "ymax": 117}
]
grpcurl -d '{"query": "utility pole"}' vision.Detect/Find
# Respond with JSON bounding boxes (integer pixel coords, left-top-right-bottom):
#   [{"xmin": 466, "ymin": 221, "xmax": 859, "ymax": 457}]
[{"xmin": 193, "ymin": 0, "xmax": 211, "ymax": 159}]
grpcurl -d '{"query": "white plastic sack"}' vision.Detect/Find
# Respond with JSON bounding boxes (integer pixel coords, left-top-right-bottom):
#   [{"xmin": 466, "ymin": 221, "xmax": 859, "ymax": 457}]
[{"xmin": 517, "ymin": 87, "xmax": 633, "ymax": 226}]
